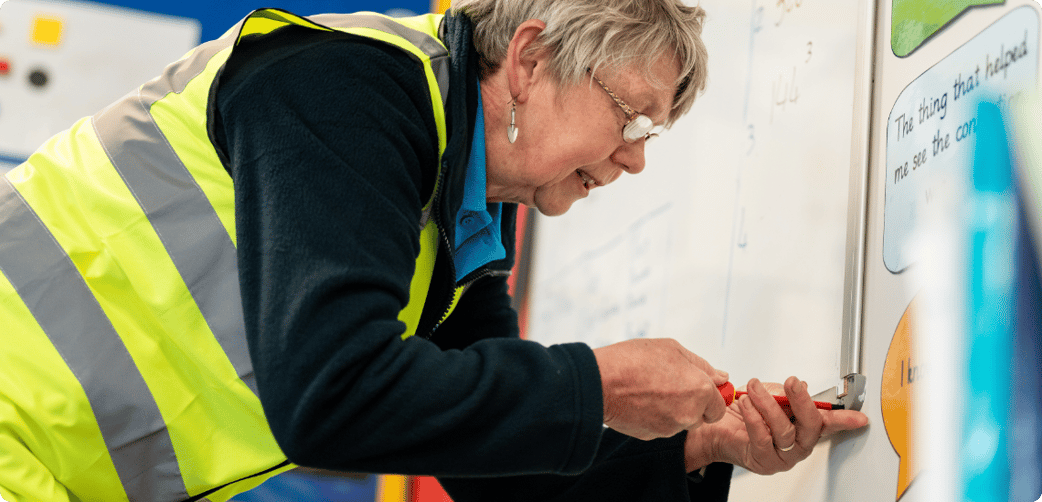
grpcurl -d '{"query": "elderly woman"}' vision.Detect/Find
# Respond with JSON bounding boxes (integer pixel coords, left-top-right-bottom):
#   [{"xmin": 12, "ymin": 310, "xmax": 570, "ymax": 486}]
[{"xmin": 0, "ymin": 0, "xmax": 867, "ymax": 501}]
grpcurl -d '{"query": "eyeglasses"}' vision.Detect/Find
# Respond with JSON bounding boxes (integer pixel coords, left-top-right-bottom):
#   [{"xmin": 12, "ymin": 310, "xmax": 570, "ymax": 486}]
[{"xmin": 588, "ymin": 70, "xmax": 661, "ymax": 143}]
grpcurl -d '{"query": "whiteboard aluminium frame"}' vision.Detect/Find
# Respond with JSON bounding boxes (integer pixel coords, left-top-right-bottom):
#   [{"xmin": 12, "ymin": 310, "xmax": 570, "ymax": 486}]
[{"xmin": 814, "ymin": 0, "xmax": 876, "ymax": 412}]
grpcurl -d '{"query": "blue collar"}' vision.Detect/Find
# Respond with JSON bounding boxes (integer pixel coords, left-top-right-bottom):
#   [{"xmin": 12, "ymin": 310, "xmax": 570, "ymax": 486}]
[{"xmin": 453, "ymin": 89, "xmax": 505, "ymax": 281}]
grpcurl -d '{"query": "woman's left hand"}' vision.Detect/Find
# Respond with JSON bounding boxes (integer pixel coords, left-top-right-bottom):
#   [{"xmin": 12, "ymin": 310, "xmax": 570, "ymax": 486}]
[{"xmin": 683, "ymin": 377, "xmax": 869, "ymax": 475}]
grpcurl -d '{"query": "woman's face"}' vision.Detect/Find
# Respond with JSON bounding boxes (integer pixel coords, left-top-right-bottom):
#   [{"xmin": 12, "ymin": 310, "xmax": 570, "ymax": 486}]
[{"xmin": 485, "ymin": 53, "xmax": 680, "ymax": 216}]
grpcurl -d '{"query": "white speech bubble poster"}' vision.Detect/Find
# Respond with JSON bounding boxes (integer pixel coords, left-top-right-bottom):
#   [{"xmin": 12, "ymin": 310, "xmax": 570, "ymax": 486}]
[{"xmin": 884, "ymin": 6, "xmax": 1039, "ymax": 273}]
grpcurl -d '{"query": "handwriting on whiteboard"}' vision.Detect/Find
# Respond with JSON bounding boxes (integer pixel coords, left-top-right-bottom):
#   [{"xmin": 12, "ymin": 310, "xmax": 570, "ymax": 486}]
[
  {"xmin": 744, "ymin": 0, "xmax": 814, "ymax": 152},
  {"xmin": 771, "ymin": 66, "xmax": 800, "ymax": 124},
  {"xmin": 774, "ymin": 0, "xmax": 804, "ymax": 27},
  {"xmin": 531, "ymin": 205, "xmax": 671, "ymax": 348}
]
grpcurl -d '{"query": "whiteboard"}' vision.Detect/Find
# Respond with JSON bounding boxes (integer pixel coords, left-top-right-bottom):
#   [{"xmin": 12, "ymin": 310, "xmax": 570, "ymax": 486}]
[{"xmin": 526, "ymin": 0, "xmax": 873, "ymax": 396}]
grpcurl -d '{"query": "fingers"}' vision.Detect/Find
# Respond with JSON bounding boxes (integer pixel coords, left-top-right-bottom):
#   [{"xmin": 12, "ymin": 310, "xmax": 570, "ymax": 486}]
[
  {"xmin": 733, "ymin": 376, "xmax": 870, "ymax": 475},
  {"xmin": 712, "ymin": 368, "xmax": 729, "ymax": 386},
  {"xmin": 702, "ymin": 381, "xmax": 728, "ymax": 424},
  {"xmin": 779, "ymin": 377, "xmax": 869, "ymax": 439},
  {"xmin": 681, "ymin": 348, "xmax": 728, "ymax": 423},
  {"xmin": 593, "ymin": 339, "xmax": 731, "ymax": 439},
  {"xmin": 746, "ymin": 378, "xmax": 799, "ymax": 453},
  {"xmin": 757, "ymin": 377, "xmax": 871, "ymax": 448},
  {"xmin": 783, "ymin": 377, "xmax": 824, "ymax": 451},
  {"xmin": 654, "ymin": 340, "xmax": 729, "ymax": 425},
  {"xmin": 736, "ymin": 393, "xmax": 778, "ymax": 462},
  {"xmin": 821, "ymin": 410, "xmax": 870, "ymax": 436},
  {"xmin": 681, "ymin": 349, "xmax": 730, "ymax": 386}
]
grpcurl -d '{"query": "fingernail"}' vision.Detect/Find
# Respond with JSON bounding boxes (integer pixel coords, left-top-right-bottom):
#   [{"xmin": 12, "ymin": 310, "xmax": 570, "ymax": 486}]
[{"xmin": 751, "ymin": 378, "xmax": 764, "ymax": 393}]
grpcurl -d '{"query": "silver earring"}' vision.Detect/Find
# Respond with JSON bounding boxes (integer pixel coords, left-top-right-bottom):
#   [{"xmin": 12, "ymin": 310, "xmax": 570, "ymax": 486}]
[{"xmin": 507, "ymin": 98, "xmax": 519, "ymax": 144}]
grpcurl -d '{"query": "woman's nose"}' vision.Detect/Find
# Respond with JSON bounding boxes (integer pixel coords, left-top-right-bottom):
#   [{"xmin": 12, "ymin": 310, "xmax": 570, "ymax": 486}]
[{"xmin": 615, "ymin": 140, "xmax": 647, "ymax": 174}]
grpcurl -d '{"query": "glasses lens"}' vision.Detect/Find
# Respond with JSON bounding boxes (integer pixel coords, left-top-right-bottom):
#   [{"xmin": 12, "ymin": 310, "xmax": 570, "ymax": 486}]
[
  {"xmin": 623, "ymin": 115, "xmax": 655, "ymax": 143},
  {"xmin": 647, "ymin": 124, "xmax": 665, "ymax": 143}
]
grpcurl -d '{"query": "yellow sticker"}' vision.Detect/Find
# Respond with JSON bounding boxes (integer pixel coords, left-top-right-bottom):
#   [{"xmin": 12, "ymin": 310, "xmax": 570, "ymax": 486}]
[
  {"xmin": 881, "ymin": 298, "xmax": 920, "ymax": 500},
  {"xmin": 30, "ymin": 15, "xmax": 63, "ymax": 47}
]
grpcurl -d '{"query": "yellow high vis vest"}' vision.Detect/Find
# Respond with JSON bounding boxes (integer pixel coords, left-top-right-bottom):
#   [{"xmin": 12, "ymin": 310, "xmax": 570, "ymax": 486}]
[{"xmin": 0, "ymin": 9, "xmax": 453, "ymax": 502}]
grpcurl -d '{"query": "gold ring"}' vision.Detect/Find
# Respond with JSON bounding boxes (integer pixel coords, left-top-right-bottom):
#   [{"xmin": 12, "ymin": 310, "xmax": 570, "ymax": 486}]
[{"xmin": 778, "ymin": 443, "xmax": 795, "ymax": 452}]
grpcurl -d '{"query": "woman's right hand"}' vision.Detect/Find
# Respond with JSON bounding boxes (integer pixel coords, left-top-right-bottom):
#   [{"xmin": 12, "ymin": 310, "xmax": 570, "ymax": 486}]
[{"xmin": 592, "ymin": 338, "xmax": 729, "ymax": 440}]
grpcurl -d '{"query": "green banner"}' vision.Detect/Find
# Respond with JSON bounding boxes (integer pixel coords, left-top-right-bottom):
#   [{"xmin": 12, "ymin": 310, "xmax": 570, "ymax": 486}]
[{"xmin": 892, "ymin": 0, "xmax": 1005, "ymax": 57}]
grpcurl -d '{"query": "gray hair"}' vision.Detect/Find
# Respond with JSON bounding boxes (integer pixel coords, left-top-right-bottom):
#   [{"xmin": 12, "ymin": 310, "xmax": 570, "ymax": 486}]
[{"xmin": 449, "ymin": 0, "xmax": 709, "ymax": 126}]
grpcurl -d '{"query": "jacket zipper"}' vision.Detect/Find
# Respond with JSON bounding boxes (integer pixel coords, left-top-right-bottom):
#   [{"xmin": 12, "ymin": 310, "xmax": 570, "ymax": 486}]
[
  {"xmin": 425, "ymin": 266, "xmax": 512, "ymax": 340},
  {"xmin": 423, "ymin": 163, "xmax": 455, "ymax": 340},
  {"xmin": 459, "ymin": 267, "xmax": 511, "ymax": 293},
  {"xmin": 422, "ymin": 162, "xmax": 512, "ymax": 339}
]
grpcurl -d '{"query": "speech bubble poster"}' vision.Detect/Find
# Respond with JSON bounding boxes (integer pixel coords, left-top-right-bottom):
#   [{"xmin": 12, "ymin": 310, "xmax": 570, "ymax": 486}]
[
  {"xmin": 884, "ymin": 6, "xmax": 1039, "ymax": 273},
  {"xmin": 882, "ymin": 298, "xmax": 920, "ymax": 500},
  {"xmin": 892, "ymin": 0, "xmax": 1006, "ymax": 57}
]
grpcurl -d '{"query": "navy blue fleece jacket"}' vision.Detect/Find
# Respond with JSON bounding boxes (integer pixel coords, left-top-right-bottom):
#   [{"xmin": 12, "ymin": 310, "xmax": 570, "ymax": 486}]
[{"xmin": 211, "ymin": 11, "xmax": 731, "ymax": 501}]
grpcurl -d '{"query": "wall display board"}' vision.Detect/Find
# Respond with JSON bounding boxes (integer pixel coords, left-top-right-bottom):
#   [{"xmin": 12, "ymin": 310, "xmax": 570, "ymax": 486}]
[
  {"xmin": 891, "ymin": 0, "xmax": 1005, "ymax": 57},
  {"xmin": 864, "ymin": 2, "xmax": 1040, "ymax": 502},
  {"xmin": 0, "ymin": 0, "xmax": 200, "ymax": 172},
  {"xmin": 526, "ymin": 0, "xmax": 873, "ymax": 409},
  {"xmin": 724, "ymin": 3, "xmax": 1040, "ymax": 501},
  {"xmin": 884, "ymin": 7, "xmax": 1039, "ymax": 274}
]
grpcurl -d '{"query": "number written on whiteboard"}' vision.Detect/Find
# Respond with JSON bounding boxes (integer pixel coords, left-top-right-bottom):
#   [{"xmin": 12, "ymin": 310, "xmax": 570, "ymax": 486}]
[
  {"xmin": 775, "ymin": 0, "xmax": 804, "ymax": 27},
  {"xmin": 771, "ymin": 66, "xmax": 800, "ymax": 124}
]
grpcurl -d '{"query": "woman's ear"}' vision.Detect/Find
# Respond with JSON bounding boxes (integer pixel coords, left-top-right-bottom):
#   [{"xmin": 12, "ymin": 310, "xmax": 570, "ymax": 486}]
[{"xmin": 505, "ymin": 19, "xmax": 550, "ymax": 104}]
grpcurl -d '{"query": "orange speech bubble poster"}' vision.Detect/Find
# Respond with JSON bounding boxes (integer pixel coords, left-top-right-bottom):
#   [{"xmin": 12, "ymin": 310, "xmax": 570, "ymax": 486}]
[{"xmin": 882, "ymin": 298, "xmax": 920, "ymax": 500}]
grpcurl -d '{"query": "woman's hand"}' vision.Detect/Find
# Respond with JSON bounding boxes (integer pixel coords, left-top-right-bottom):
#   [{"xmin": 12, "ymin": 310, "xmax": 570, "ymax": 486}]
[
  {"xmin": 593, "ymin": 338, "xmax": 730, "ymax": 440},
  {"xmin": 684, "ymin": 377, "xmax": 870, "ymax": 474}
]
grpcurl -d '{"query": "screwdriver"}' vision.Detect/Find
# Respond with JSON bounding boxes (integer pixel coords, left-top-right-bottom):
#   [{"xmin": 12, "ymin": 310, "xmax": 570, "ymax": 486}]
[{"xmin": 717, "ymin": 382, "xmax": 844, "ymax": 410}]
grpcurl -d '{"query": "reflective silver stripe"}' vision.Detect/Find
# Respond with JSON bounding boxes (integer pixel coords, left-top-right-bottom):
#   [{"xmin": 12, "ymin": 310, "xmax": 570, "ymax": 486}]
[
  {"xmin": 92, "ymin": 25, "xmax": 259, "ymax": 396},
  {"xmin": 0, "ymin": 178, "xmax": 189, "ymax": 502},
  {"xmin": 313, "ymin": 13, "xmax": 446, "ymax": 58},
  {"xmin": 310, "ymin": 13, "xmax": 451, "ymax": 109}
]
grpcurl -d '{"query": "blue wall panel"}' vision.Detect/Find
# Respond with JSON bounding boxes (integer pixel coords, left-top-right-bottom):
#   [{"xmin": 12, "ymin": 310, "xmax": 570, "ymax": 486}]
[{"xmin": 96, "ymin": 0, "xmax": 431, "ymax": 43}]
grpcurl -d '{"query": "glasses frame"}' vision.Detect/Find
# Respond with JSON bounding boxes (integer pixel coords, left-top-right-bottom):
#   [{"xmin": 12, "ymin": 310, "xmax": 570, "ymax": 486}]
[{"xmin": 588, "ymin": 70, "xmax": 660, "ymax": 143}]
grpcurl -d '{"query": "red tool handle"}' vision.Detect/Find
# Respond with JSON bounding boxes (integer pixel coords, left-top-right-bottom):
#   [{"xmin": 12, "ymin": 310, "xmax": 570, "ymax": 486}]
[{"xmin": 717, "ymin": 382, "xmax": 842, "ymax": 410}]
